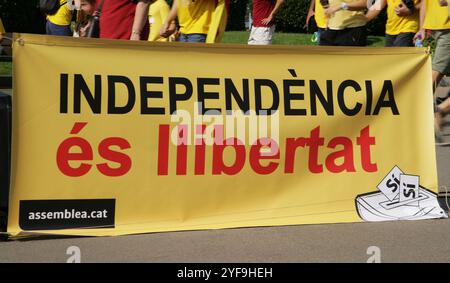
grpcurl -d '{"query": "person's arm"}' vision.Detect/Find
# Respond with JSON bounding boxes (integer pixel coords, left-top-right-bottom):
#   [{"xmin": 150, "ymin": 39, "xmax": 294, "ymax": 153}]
[
  {"xmin": 413, "ymin": 0, "xmax": 426, "ymax": 42},
  {"xmin": 365, "ymin": 0, "xmax": 386, "ymax": 21},
  {"xmin": 306, "ymin": 0, "xmax": 316, "ymax": 26},
  {"xmin": 74, "ymin": 0, "xmax": 81, "ymax": 10},
  {"xmin": 325, "ymin": 0, "xmax": 367, "ymax": 17},
  {"xmin": 160, "ymin": 0, "xmax": 178, "ymax": 38},
  {"xmin": 80, "ymin": 20, "xmax": 92, "ymax": 37},
  {"xmin": 261, "ymin": 0, "xmax": 285, "ymax": 25},
  {"xmin": 130, "ymin": 0, "xmax": 152, "ymax": 40}
]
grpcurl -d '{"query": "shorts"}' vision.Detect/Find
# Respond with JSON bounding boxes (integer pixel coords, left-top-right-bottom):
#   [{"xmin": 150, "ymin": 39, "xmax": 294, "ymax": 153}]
[
  {"xmin": 319, "ymin": 26, "xmax": 367, "ymax": 47},
  {"xmin": 432, "ymin": 30, "xmax": 450, "ymax": 76},
  {"xmin": 248, "ymin": 25, "xmax": 276, "ymax": 45},
  {"xmin": 385, "ymin": 32, "xmax": 415, "ymax": 47}
]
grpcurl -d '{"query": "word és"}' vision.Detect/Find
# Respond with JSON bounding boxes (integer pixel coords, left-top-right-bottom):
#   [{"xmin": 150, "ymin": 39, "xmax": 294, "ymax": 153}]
[{"xmin": 56, "ymin": 122, "xmax": 132, "ymax": 177}]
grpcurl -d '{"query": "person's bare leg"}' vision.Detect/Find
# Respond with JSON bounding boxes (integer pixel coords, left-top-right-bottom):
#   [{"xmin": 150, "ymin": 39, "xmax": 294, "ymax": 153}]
[
  {"xmin": 436, "ymin": 94, "xmax": 450, "ymax": 138},
  {"xmin": 433, "ymin": 70, "xmax": 447, "ymax": 143},
  {"xmin": 432, "ymin": 70, "xmax": 444, "ymax": 91},
  {"xmin": 438, "ymin": 97, "xmax": 450, "ymax": 112}
]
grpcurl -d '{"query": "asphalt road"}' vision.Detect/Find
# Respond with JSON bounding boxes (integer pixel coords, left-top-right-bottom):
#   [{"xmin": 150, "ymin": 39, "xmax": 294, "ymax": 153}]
[
  {"xmin": 0, "ymin": 85, "xmax": 450, "ymax": 263},
  {"xmin": 0, "ymin": 218, "xmax": 450, "ymax": 263}
]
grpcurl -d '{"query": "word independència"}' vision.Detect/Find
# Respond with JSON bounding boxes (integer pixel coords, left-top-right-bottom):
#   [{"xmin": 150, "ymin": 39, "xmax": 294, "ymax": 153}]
[{"xmin": 59, "ymin": 73, "xmax": 399, "ymax": 117}]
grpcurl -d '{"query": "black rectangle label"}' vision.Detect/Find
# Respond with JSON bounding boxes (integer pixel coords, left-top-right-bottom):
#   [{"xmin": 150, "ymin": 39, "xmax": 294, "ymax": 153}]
[{"xmin": 19, "ymin": 199, "xmax": 115, "ymax": 230}]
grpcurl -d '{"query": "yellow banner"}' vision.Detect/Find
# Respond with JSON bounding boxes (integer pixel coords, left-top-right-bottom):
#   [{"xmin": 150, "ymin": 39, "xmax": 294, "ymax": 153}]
[{"xmin": 7, "ymin": 33, "xmax": 446, "ymax": 237}]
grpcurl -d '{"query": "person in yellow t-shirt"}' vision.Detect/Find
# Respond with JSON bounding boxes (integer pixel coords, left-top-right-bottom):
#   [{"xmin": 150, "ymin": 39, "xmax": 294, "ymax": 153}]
[
  {"xmin": 46, "ymin": 0, "xmax": 73, "ymax": 36},
  {"xmin": 0, "ymin": 18, "xmax": 5, "ymax": 41},
  {"xmin": 0, "ymin": 18, "xmax": 5, "ymax": 35},
  {"xmin": 421, "ymin": 0, "xmax": 450, "ymax": 142},
  {"xmin": 366, "ymin": 0, "xmax": 420, "ymax": 46},
  {"xmin": 0, "ymin": 18, "xmax": 4, "ymax": 56},
  {"xmin": 159, "ymin": 0, "xmax": 216, "ymax": 43},
  {"xmin": 306, "ymin": 0, "xmax": 328, "ymax": 44},
  {"xmin": 320, "ymin": 0, "xmax": 368, "ymax": 46},
  {"xmin": 148, "ymin": 0, "xmax": 171, "ymax": 42}
]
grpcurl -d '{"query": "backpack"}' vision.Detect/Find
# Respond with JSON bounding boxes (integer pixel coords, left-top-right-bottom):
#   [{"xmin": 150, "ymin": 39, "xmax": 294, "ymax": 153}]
[{"xmin": 39, "ymin": 0, "xmax": 67, "ymax": 16}]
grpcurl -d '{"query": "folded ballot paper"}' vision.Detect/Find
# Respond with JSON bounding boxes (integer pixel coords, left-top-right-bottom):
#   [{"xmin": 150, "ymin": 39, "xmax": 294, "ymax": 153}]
[{"xmin": 355, "ymin": 166, "xmax": 448, "ymax": 222}]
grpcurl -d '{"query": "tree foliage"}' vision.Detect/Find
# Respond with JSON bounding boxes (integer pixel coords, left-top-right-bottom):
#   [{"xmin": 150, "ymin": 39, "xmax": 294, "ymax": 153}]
[{"xmin": 0, "ymin": 0, "xmax": 46, "ymax": 34}]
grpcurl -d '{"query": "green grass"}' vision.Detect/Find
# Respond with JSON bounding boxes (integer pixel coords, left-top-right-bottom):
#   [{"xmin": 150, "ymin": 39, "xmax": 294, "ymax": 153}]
[
  {"xmin": 0, "ymin": 62, "xmax": 12, "ymax": 76},
  {"xmin": 222, "ymin": 31, "xmax": 385, "ymax": 47},
  {"xmin": 0, "ymin": 32, "xmax": 384, "ymax": 76}
]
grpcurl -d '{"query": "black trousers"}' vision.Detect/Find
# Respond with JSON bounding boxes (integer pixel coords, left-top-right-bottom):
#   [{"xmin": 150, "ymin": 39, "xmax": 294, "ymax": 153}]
[
  {"xmin": 319, "ymin": 26, "xmax": 367, "ymax": 47},
  {"xmin": 385, "ymin": 32, "xmax": 415, "ymax": 47}
]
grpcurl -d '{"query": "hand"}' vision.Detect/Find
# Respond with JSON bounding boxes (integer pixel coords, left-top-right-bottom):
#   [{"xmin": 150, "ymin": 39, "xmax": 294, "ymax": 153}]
[
  {"xmin": 159, "ymin": 21, "xmax": 176, "ymax": 38},
  {"xmin": 324, "ymin": 5, "xmax": 341, "ymax": 17},
  {"xmin": 261, "ymin": 14, "xmax": 274, "ymax": 25},
  {"xmin": 170, "ymin": 30, "xmax": 181, "ymax": 42},
  {"xmin": 413, "ymin": 29, "xmax": 426, "ymax": 43},
  {"xmin": 79, "ymin": 21, "xmax": 92, "ymax": 37},
  {"xmin": 394, "ymin": 3, "xmax": 411, "ymax": 16},
  {"xmin": 438, "ymin": 0, "xmax": 448, "ymax": 6},
  {"xmin": 306, "ymin": 10, "xmax": 315, "ymax": 26},
  {"xmin": 159, "ymin": 22, "xmax": 168, "ymax": 38}
]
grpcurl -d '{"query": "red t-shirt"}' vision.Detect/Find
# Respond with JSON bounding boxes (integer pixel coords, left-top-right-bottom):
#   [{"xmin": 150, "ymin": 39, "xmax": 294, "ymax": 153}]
[
  {"xmin": 100, "ymin": 0, "xmax": 149, "ymax": 40},
  {"xmin": 252, "ymin": 0, "xmax": 275, "ymax": 27}
]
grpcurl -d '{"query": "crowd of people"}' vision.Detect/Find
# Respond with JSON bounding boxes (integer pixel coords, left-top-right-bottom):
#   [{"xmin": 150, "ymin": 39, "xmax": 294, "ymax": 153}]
[
  {"xmin": 37, "ymin": 0, "xmax": 284, "ymax": 43},
  {"xmin": 0, "ymin": 18, "xmax": 4, "ymax": 40},
  {"xmin": 42, "ymin": 0, "xmax": 219, "ymax": 42},
  {"xmin": 306, "ymin": 0, "xmax": 449, "ymax": 143},
  {"xmin": 0, "ymin": 0, "xmax": 449, "ymax": 141}
]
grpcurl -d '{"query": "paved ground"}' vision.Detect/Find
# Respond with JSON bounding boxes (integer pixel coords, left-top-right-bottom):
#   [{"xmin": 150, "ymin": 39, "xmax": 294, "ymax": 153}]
[
  {"xmin": 0, "ymin": 84, "xmax": 450, "ymax": 263},
  {"xmin": 1, "ymin": 218, "xmax": 450, "ymax": 263}
]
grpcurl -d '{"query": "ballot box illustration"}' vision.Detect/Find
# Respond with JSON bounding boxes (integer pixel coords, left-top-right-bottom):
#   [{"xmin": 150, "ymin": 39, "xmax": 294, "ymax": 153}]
[{"xmin": 355, "ymin": 166, "xmax": 447, "ymax": 222}]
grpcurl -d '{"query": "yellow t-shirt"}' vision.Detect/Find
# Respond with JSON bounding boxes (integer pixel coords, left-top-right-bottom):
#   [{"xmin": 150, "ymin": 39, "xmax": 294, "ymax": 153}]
[
  {"xmin": 178, "ymin": 0, "xmax": 216, "ymax": 35},
  {"xmin": 47, "ymin": 0, "xmax": 72, "ymax": 26},
  {"xmin": 385, "ymin": 0, "xmax": 419, "ymax": 35},
  {"xmin": 149, "ymin": 0, "xmax": 171, "ymax": 41},
  {"xmin": 327, "ymin": 0, "xmax": 367, "ymax": 30},
  {"xmin": 315, "ymin": 0, "xmax": 327, "ymax": 29},
  {"xmin": 423, "ymin": 0, "xmax": 450, "ymax": 30},
  {"xmin": 0, "ymin": 18, "xmax": 5, "ymax": 34}
]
